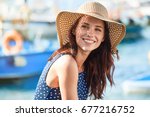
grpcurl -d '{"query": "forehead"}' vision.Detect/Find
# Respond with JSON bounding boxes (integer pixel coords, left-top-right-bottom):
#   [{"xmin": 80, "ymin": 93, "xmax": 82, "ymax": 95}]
[{"xmin": 79, "ymin": 15, "xmax": 104, "ymax": 26}]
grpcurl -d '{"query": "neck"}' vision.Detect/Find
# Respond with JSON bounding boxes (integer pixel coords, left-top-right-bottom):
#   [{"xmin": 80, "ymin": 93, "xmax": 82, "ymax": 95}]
[{"xmin": 75, "ymin": 48, "xmax": 90, "ymax": 72}]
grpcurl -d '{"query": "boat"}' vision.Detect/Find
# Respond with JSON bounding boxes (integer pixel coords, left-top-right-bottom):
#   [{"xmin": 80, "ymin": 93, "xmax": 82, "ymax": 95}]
[
  {"xmin": 0, "ymin": 1, "xmax": 59, "ymax": 80},
  {"xmin": 0, "ymin": 36, "xmax": 58, "ymax": 80},
  {"xmin": 123, "ymin": 25, "xmax": 143, "ymax": 42},
  {"xmin": 0, "ymin": 50, "xmax": 54, "ymax": 79},
  {"xmin": 0, "ymin": 14, "xmax": 58, "ymax": 80},
  {"xmin": 0, "ymin": 29, "xmax": 59, "ymax": 80},
  {"xmin": 122, "ymin": 73, "xmax": 150, "ymax": 94},
  {"xmin": 118, "ymin": 18, "xmax": 144, "ymax": 43}
]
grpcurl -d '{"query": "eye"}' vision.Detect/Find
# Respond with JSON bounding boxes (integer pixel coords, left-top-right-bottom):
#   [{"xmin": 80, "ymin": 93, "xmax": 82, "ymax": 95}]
[
  {"xmin": 95, "ymin": 28, "xmax": 101, "ymax": 32},
  {"xmin": 81, "ymin": 25, "xmax": 88, "ymax": 29}
]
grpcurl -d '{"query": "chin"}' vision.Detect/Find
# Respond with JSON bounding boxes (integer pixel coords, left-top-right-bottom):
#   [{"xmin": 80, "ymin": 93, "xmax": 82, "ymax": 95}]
[{"xmin": 82, "ymin": 47, "xmax": 93, "ymax": 52}]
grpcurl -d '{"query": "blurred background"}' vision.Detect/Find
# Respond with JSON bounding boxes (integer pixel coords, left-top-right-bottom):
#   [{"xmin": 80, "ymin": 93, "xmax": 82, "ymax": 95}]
[{"xmin": 0, "ymin": 0, "xmax": 150, "ymax": 100}]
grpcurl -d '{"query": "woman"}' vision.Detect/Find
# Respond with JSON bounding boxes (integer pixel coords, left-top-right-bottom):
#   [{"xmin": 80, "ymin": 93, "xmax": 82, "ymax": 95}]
[{"xmin": 34, "ymin": 2, "xmax": 126, "ymax": 100}]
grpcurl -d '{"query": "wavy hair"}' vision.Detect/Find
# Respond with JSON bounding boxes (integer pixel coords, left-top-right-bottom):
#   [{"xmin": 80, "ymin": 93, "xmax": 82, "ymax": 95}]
[{"xmin": 49, "ymin": 16, "xmax": 118, "ymax": 99}]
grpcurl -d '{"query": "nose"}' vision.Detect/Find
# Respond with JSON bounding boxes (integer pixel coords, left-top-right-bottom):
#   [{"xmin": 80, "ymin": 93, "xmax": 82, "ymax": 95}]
[{"xmin": 87, "ymin": 28, "xmax": 94, "ymax": 37}]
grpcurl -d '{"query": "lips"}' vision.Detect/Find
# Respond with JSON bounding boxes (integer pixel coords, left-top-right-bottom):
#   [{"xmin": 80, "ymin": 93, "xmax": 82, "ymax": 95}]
[{"xmin": 82, "ymin": 38, "xmax": 96, "ymax": 44}]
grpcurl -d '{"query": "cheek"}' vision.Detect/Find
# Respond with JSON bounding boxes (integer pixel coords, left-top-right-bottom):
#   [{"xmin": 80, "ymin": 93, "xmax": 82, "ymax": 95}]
[
  {"xmin": 75, "ymin": 30, "xmax": 84, "ymax": 41},
  {"xmin": 75, "ymin": 25, "xmax": 86, "ymax": 36},
  {"xmin": 97, "ymin": 34, "xmax": 104, "ymax": 42},
  {"xmin": 76, "ymin": 36, "xmax": 83, "ymax": 47},
  {"xmin": 96, "ymin": 36, "xmax": 104, "ymax": 47}
]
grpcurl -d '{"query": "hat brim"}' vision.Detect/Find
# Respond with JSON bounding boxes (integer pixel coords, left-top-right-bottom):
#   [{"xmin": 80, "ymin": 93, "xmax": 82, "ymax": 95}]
[{"xmin": 56, "ymin": 11, "xmax": 126, "ymax": 53}]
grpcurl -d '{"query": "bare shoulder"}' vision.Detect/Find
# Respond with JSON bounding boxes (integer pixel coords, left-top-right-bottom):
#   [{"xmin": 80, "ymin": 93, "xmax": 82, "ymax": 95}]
[
  {"xmin": 55, "ymin": 54, "xmax": 77, "ymax": 68},
  {"xmin": 54, "ymin": 54, "xmax": 78, "ymax": 75},
  {"xmin": 54, "ymin": 54, "xmax": 78, "ymax": 99}
]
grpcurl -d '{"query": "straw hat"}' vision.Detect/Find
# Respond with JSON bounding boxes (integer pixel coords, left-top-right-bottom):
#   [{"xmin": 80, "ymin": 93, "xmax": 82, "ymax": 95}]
[{"xmin": 56, "ymin": 2, "xmax": 126, "ymax": 53}]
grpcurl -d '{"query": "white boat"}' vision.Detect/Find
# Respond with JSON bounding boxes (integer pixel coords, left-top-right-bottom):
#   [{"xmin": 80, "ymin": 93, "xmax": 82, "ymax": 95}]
[{"xmin": 122, "ymin": 73, "xmax": 150, "ymax": 94}]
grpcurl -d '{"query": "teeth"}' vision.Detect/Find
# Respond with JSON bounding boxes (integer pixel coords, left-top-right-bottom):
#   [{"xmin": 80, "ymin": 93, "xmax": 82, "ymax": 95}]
[{"xmin": 83, "ymin": 39, "xmax": 95, "ymax": 44}]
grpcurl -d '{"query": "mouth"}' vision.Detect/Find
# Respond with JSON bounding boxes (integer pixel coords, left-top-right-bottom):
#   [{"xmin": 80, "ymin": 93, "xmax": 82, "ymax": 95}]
[{"xmin": 82, "ymin": 38, "xmax": 96, "ymax": 44}]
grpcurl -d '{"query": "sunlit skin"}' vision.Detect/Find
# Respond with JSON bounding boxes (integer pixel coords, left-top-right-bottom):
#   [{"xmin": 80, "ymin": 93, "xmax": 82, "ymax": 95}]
[
  {"xmin": 75, "ymin": 15, "xmax": 105, "ymax": 71},
  {"xmin": 75, "ymin": 15, "xmax": 105, "ymax": 54}
]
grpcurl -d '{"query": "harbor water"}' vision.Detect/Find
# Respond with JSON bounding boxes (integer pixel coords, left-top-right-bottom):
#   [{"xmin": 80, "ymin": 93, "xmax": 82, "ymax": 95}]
[{"xmin": 0, "ymin": 27, "xmax": 150, "ymax": 100}]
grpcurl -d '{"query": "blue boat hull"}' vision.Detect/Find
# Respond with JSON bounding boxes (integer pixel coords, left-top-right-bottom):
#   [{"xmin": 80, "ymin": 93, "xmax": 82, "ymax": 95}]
[
  {"xmin": 0, "ymin": 51, "xmax": 53, "ymax": 79},
  {"xmin": 122, "ymin": 25, "xmax": 143, "ymax": 43}
]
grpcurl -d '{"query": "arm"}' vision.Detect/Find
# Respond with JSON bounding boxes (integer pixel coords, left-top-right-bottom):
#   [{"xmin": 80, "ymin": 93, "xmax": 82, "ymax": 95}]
[{"xmin": 55, "ymin": 55, "xmax": 78, "ymax": 100}]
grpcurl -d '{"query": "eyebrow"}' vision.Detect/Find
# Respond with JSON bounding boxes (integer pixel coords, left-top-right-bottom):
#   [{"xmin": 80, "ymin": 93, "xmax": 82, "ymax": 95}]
[{"xmin": 82, "ymin": 22, "xmax": 103, "ymax": 28}]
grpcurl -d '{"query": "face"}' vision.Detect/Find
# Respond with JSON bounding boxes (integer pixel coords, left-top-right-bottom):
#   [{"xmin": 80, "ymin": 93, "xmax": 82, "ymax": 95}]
[{"xmin": 74, "ymin": 15, "xmax": 105, "ymax": 53}]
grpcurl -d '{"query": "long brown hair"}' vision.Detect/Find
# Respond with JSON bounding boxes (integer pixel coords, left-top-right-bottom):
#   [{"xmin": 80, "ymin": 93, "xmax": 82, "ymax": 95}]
[
  {"xmin": 49, "ymin": 16, "xmax": 118, "ymax": 99},
  {"xmin": 84, "ymin": 21, "xmax": 115, "ymax": 99}
]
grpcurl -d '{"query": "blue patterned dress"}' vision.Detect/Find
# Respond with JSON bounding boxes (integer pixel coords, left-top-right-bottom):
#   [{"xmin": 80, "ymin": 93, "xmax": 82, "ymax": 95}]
[{"xmin": 34, "ymin": 53, "xmax": 89, "ymax": 100}]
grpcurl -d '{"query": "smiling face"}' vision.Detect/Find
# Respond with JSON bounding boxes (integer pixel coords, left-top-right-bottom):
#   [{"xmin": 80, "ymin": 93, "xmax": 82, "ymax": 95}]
[{"xmin": 74, "ymin": 15, "xmax": 105, "ymax": 54}]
